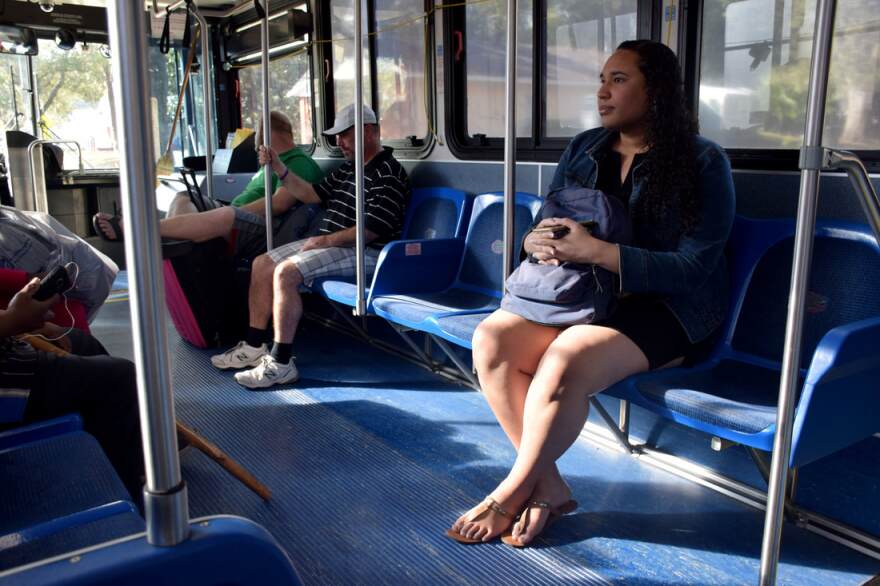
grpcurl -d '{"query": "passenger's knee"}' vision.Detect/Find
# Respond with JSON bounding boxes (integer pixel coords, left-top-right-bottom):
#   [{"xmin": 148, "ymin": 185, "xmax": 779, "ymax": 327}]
[
  {"xmin": 275, "ymin": 260, "xmax": 303, "ymax": 288},
  {"xmin": 252, "ymin": 254, "xmax": 276, "ymax": 279},
  {"xmin": 472, "ymin": 320, "xmax": 508, "ymax": 373}
]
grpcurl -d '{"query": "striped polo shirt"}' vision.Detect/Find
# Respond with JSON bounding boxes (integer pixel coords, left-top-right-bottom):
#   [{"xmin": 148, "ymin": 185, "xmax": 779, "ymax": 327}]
[{"xmin": 313, "ymin": 147, "xmax": 410, "ymax": 248}]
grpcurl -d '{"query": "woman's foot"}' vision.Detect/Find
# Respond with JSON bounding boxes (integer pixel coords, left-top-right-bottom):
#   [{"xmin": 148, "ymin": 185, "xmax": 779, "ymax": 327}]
[
  {"xmin": 93, "ymin": 212, "xmax": 124, "ymax": 241},
  {"xmin": 448, "ymin": 481, "xmax": 531, "ymax": 543},
  {"xmin": 505, "ymin": 472, "xmax": 574, "ymax": 547}
]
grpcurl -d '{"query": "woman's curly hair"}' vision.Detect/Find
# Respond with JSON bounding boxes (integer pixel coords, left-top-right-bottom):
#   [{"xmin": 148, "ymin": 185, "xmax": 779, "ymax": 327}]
[{"xmin": 617, "ymin": 40, "xmax": 700, "ymax": 235}]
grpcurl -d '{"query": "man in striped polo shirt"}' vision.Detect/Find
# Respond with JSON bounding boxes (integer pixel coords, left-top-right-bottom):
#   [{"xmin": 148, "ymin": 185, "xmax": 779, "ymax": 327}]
[{"xmin": 211, "ymin": 104, "xmax": 411, "ymax": 389}]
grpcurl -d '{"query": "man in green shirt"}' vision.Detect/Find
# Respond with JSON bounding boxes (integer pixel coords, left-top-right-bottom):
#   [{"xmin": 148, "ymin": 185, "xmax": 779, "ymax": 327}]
[{"xmin": 93, "ymin": 111, "xmax": 324, "ymax": 254}]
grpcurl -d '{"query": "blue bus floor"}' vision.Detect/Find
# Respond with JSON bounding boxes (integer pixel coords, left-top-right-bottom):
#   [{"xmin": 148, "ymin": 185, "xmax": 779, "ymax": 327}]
[{"xmin": 91, "ymin": 301, "xmax": 879, "ymax": 585}]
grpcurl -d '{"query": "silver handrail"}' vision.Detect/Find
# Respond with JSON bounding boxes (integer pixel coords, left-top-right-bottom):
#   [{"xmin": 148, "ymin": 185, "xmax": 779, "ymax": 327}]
[
  {"xmin": 191, "ymin": 5, "xmax": 215, "ymax": 203},
  {"xmin": 758, "ymin": 0, "xmax": 836, "ymax": 582},
  {"xmin": 27, "ymin": 139, "xmax": 83, "ymax": 213},
  {"xmin": 260, "ymin": 0, "xmax": 273, "ymax": 251},
  {"xmin": 353, "ymin": 0, "xmax": 367, "ymax": 317},
  {"xmin": 107, "ymin": 0, "xmax": 189, "ymax": 547},
  {"xmin": 501, "ymin": 0, "xmax": 518, "ymax": 286},
  {"xmin": 825, "ymin": 149, "xmax": 880, "ymax": 241}
]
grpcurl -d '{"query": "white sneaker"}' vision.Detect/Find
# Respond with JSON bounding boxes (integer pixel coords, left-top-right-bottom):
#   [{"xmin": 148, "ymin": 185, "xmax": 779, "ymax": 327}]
[
  {"xmin": 210, "ymin": 341, "xmax": 268, "ymax": 370},
  {"xmin": 234, "ymin": 355, "xmax": 299, "ymax": 389}
]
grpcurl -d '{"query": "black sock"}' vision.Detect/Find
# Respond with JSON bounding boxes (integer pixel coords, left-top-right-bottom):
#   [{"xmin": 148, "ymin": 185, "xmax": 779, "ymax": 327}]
[
  {"xmin": 270, "ymin": 342, "xmax": 293, "ymax": 364},
  {"xmin": 246, "ymin": 327, "xmax": 269, "ymax": 348}
]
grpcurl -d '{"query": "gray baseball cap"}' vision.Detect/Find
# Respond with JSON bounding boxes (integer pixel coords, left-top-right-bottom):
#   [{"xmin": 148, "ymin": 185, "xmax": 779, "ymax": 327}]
[{"xmin": 322, "ymin": 103, "xmax": 378, "ymax": 136}]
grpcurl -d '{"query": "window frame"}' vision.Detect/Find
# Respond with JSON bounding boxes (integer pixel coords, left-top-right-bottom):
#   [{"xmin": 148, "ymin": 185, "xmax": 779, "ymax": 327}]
[
  {"xmin": 318, "ymin": 0, "xmax": 436, "ymax": 157},
  {"xmin": 445, "ymin": 0, "xmax": 655, "ymax": 163},
  {"xmin": 225, "ymin": 4, "xmax": 319, "ymax": 153},
  {"xmin": 682, "ymin": 0, "xmax": 880, "ymax": 172}
]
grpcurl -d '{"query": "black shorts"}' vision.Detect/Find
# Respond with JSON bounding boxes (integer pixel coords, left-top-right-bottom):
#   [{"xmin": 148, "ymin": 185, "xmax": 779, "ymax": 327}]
[{"xmin": 597, "ymin": 296, "xmax": 695, "ymax": 370}]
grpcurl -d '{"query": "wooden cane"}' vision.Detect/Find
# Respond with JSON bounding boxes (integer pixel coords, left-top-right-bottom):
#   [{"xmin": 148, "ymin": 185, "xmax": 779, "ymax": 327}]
[{"xmin": 21, "ymin": 335, "xmax": 272, "ymax": 501}]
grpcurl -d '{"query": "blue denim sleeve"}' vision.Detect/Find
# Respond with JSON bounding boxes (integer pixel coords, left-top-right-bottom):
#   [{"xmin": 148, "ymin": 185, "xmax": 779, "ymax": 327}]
[
  {"xmin": 548, "ymin": 140, "xmax": 575, "ymax": 192},
  {"xmin": 617, "ymin": 145, "xmax": 736, "ymax": 295}
]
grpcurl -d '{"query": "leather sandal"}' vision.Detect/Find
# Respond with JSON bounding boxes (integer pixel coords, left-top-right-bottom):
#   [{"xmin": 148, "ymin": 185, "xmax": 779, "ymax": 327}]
[
  {"xmin": 446, "ymin": 496, "xmax": 516, "ymax": 544},
  {"xmin": 501, "ymin": 499, "xmax": 578, "ymax": 548}
]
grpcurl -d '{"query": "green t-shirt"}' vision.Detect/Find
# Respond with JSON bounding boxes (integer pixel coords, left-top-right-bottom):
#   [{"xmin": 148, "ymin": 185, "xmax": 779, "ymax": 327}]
[{"xmin": 230, "ymin": 147, "xmax": 324, "ymax": 207}]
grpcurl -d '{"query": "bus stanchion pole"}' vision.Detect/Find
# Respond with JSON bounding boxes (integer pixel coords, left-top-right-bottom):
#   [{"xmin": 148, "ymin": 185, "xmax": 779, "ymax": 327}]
[
  {"xmin": 107, "ymin": 0, "xmax": 188, "ymax": 547},
  {"xmin": 501, "ymin": 0, "xmax": 517, "ymax": 287},
  {"xmin": 259, "ymin": 0, "xmax": 273, "ymax": 251},
  {"xmin": 353, "ymin": 0, "xmax": 366, "ymax": 317},
  {"xmin": 758, "ymin": 0, "xmax": 836, "ymax": 583},
  {"xmin": 192, "ymin": 5, "xmax": 215, "ymax": 203}
]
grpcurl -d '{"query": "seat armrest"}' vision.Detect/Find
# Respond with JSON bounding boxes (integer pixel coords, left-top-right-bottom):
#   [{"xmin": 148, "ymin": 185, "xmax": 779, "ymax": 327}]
[{"xmin": 367, "ymin": 238, "xmax": 465, "ymax": 302}]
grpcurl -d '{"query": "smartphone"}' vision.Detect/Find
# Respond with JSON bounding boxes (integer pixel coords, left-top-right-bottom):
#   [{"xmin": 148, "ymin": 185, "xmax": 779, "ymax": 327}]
[
  {"xmin": 33, "ymin": 265, "xmax": 72, "ymax": 301},
  {"xmin": 531, "ymin": 220, "xmax": 598, "ymax": 239}
]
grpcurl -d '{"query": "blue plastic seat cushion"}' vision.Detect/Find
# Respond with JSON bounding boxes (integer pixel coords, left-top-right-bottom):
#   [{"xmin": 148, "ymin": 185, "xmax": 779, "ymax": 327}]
[
  {"xmin": 432, "ymin": 312, "xmax": 495, "ymax": 348},
  {"xmin": 634, "ymin": 360, "xmax": 797, "ymax": 435},
  {"xmin": 0, "ymin": 431, "xmax": 134, "ymax": 534},
  {"xmin": 311, "ymin": 278, "xmax": 366, "ymax": 306},
  {"xmin": 0, "ymin": 511, "xmax": 144, "ymax": 570},
  {"xmin": 372, "ymin": 290, "xmax": 498, "ymax": 326}
]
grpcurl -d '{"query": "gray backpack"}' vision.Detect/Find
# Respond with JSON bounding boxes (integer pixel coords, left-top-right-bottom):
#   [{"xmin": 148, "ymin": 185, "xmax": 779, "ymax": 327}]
[{"xmin": 500, "ymin": 187, "xmax": 632, "ymax": 326}]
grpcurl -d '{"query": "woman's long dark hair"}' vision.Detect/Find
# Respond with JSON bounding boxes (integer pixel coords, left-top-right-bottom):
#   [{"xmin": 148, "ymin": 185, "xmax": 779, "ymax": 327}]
[{"xmin": 616, "ymin": 40, "xmax": 700, "ymax": 234}]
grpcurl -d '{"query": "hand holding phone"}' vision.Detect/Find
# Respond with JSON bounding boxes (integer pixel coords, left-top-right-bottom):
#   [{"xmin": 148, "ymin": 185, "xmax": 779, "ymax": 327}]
[
  {"xmin": 531, "ymin": 220, "xmax": 598, "ymax": 239},
  {"xmin": 33, "ymin": 265, "xmax": 72, "ymax": 301}
]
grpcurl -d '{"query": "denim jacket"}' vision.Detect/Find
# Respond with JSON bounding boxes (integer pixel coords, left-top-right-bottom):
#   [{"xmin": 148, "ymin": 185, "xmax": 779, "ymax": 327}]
[{"xmin": 549, "ymin": 128, "xmax": 736, "ymax": 343}]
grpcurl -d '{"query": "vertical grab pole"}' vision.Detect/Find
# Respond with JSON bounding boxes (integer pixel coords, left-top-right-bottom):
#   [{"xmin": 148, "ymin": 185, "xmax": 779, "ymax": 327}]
[
  {"xmin": 501, "ymin": 0, "xmax": 518, "ymax": 285},
  {"xmin": 353, "ymin": 0, "xmax": 367, "ymax": 316},
  {"xmin": 106, "ymin": 0, "xmax": 189, "ymax": 546},
  {"xmin": 192, "ymin": 6, "xmax": 215, "ymax": 202},
  {"xmin": 260, "ymin": 0, "xmax": 273, "ymax": 251},
  {"xmin": 758, "ymin": 0, "xmax": 836, "ymax": 583}
]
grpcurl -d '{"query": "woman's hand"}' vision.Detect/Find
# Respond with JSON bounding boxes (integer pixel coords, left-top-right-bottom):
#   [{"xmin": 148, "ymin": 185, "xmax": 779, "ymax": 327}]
[
  {"xmin": 30, "ymin": 322, "xmax": 73, "ymax": 352},
  {"xmin": 3, "ymin": 278, "xmax": 57, "ymax": 336},
  {"xmin": 525, "ymin": 217, "xmax": 605, "ymax": 265},
  {"xmin": 257, "ymin": 146, "xmax": 286, "ymax": 177}
]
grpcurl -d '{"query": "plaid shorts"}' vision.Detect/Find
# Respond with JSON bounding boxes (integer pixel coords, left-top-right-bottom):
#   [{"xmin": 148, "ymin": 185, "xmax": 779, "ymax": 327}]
[{"xmin": 266, "ymin": 238, "xmax": 380, "ymax": 284}]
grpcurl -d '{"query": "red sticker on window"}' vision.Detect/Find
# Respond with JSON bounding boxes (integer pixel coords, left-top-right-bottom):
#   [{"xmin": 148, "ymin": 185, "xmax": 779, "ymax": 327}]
[{"xmin": 405, "ymin": 243, "xmax": 422, "ymax": 256}]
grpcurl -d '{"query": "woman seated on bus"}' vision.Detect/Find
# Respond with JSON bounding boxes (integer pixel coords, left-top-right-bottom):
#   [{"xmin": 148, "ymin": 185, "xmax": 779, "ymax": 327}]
[
  {"xmin": 447, "ymin": 40, "xmax": 735, "ymax": 547},
  {"xmin": 92, "ymin": 111, "xmax": 324, "ymax": 253}
]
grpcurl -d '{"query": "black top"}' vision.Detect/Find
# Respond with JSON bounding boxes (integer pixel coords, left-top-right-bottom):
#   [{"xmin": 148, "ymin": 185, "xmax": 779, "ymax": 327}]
[
  {"xmin": 313, "ymin": 147, "xmax": 411, "ymax": 248},
  {"xmin": 595, "ymin": 150, "xmax": 644, "ymax": 208}
]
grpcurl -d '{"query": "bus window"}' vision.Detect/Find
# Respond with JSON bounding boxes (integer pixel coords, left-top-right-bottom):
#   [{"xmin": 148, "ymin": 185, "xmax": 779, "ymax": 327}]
[
  {"xmin": 32, "ymin": 39, "xmax": 118, "ymax": 169},
  {"xmin": 0, "ymin": 52, "xmax": 33, "ymax": 149},
  {"xmin": 465, "ymin": 0, "xmax": 534, "ymax": 139},
  {"xmin": 238, "ymin": 49, "xmax": 315, "ymax": 146},
  {"xmin": 373, "ymin": 0, "xmax": 428, "ymax": 142},
  {"xmin": 329, "ymin": 0, "xmax": 374, "ymax": 117},
  {"xmin": 546, "ymin": 0, "xmax": 639, "ymax": 137},
  {"xmin": 699, "ymin": 0, "xmax": 880, "ymax": 151},
  {"xmin": 148, "ymin": 43, "xmax": 186, "ymax": 167}
]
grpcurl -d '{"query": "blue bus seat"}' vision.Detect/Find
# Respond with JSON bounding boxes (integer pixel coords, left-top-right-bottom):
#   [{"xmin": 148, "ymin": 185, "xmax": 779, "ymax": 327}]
[
  {"xmin": 0, "ymin": 414, "xmax": 82, "ymax": 451},
  {"xmin": 604, "ymin": 217, "xmax": 880, "ymax": 468},
  {"xmin": 1, "ymin": 516, "xmax": 301, "ymax": 585},
  {"xmin": 310, "ymin": 187, "xmax": 471, "ymax": 307},
  {"xmin": 425, "ymin": 309, "xmax": 497, "ymax": 349},
  {"xmin": 0, "ymin": 430, "xmax": 141, "ymax": 570},
  {"xmin": 369, "ymin": 192, "xmax": 542, "ymax": 332}
]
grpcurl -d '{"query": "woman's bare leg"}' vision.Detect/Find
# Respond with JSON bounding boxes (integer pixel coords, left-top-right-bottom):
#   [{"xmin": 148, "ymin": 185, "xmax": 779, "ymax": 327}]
[
  {"xmin": 451, "ymin": 310, "xmax": 561, "ymax": 541},
  {"xmin": 504, "ymin": 325, "xmax": 649, "ymax": 544},
  {"xmin": 455, "ymin": 324, "xmax": 649, "ymax": 543}
]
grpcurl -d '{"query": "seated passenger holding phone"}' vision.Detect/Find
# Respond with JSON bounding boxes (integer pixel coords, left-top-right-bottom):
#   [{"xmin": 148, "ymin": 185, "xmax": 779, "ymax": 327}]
[
  {"xmin": 447, "ymin": 40, "xmax": 735, "ymax": 547},
  {"xmin": 0, "ymin": 274, "xmax": 145, "ymax": 505}
]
